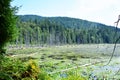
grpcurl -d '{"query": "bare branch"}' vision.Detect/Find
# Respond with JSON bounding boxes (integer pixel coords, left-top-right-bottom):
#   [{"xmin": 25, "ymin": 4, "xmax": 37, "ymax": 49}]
[{"xmin": 105, "ymin": 15, "xmax": 120, "ymax": 65}]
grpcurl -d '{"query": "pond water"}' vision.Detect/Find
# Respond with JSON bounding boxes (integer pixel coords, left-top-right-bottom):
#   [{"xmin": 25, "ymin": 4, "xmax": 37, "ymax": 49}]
[
  {"xmin": 59, "ymin": 58, "xmax": 120, "ymax": 79},
  {"xmin": 90, "ymin": 65, "xmax": 120, "ymax": 79}
]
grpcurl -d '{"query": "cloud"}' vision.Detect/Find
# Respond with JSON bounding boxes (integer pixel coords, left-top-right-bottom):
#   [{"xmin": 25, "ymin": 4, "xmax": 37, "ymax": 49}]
[
  {"xmin": 12, "ymin": 0, "xmax": 120, "ymax": 26},
  {"xmin": 68, "ymin": 0, "xmax": 120, "ymax": 26}
]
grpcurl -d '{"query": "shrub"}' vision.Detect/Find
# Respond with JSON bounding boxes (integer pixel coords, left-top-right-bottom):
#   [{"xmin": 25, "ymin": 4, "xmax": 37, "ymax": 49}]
[
  {"xmin": 21, "ymin": 60, "xmax": 40, "ymax": 79},
  {"xmin": 0, "ymin": 56, "xmax": 51, "ymax": 80},
  {"xmin": 0, "ymin": 56, "xmax": 26, "ymax": 80}
]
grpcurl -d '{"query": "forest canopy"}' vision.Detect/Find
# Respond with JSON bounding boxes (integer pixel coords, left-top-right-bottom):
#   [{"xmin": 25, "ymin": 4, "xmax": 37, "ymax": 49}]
[{"xmin": 14, "ymin": 15, "xmax": 120, "ymax": 45}]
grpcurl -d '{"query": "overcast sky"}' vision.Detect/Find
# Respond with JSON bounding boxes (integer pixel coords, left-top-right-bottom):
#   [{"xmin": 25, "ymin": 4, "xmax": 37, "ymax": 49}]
[{"xmin": 11, "ymin": 0, "xmax": 120, "ymax": 27}]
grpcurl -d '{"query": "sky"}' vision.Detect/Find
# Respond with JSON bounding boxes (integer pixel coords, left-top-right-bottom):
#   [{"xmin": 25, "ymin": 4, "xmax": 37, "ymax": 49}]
[{"xmin": 11, "ymin": 0, "xmax": 120, "ymax": 27}]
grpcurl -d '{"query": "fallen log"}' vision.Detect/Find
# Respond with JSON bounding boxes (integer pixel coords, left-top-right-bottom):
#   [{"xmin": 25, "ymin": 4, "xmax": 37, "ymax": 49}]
[{"xmin": 48, "ymin": 60, "xmax": 106, "ymax": 75}]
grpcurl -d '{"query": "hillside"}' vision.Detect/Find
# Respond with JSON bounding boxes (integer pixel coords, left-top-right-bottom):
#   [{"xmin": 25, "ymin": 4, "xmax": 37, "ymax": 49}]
[
  {"xmin": 18, "ymin": 15, "xmax": 114, "ymax": 29},
  {"xmin": 14, "ymin": 15, "xmax": 120, "ymax": 45}
]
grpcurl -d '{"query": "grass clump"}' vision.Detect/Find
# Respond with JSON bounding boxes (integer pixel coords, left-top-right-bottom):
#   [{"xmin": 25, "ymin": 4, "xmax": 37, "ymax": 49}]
[{"xmin": 60, "ymin": 70, "xmax": 87, "ymax": 80}]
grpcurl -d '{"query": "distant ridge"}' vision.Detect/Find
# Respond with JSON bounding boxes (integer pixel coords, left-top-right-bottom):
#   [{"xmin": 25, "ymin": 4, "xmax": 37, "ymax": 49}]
[{"xmin": 18, "ymin": 14, "xmax": 115, "ymax": 29}]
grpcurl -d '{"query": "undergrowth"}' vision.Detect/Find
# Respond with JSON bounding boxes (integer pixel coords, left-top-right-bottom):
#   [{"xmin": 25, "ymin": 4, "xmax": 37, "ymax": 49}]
[{"xmin": 0, "ymin": 55, "xmax": 51, "ymax": 80}]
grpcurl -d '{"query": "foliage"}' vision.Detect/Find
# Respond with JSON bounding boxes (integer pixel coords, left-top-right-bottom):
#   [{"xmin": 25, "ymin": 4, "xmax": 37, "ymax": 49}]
[
  {"xmin": 21, "ymin": 60, "xmax": 40, "ymax": 79},
  {"xmin": 60, "ymin": 70, "xmax": 87, "ymax": 80},
  {"xmin": 38, "ymin": 71, "xmax": 52, "ymax": 80},
  {"xmin": 6, "ymin": 44, "xmax": 120, "ymax": 79},
  {"xmin": 0, "ymin": 0, "xmax": 18, "ymax": 54},
  {"xmin": 0, "ymin": 56, "xmax": 26, "ymax": 80},
  {"xmin": 13, "ymin": 15, "xmax": 120, "ymax": 46},
  {"xmin": 62, "ymin": 75, "xmax": 86, "ymax": 80},
  {"xmin": 0, "ymin": 56, "xmax": 51, "ymax": 80}
]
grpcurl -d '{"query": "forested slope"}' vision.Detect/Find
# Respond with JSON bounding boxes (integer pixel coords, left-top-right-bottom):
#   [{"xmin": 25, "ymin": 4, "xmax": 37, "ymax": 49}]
[{"xmin": 14, "ymin": 15, "xmax": 120, "ymax": 45}]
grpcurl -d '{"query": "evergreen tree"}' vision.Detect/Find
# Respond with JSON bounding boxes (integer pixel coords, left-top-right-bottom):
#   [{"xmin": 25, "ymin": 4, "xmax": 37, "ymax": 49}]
[
  {"xmin": 12, "ymin": 15, "xmax": 120, "ymax": 45},
  {"xmin": 0, "ymin": 0, "xmax": 17, "ymax": 54}
]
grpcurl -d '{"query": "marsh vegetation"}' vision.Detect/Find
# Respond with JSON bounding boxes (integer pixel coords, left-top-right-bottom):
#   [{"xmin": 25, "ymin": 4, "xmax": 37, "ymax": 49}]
[{"xmin": 5, "ymin": 44, "xmax": 120, "ymax": 80}]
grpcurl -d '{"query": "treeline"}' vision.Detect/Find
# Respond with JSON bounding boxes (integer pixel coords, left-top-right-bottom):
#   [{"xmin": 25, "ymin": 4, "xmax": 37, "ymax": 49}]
[{"xmin": 13, "ymin": 15, "xmax": 120, "ymax": 45}]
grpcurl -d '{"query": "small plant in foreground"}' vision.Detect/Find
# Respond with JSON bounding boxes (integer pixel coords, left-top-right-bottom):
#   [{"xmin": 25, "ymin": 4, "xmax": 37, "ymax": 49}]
[
  {"xmin": 0, "ymin": 56, "xmax": 51, "ymax": 80},
  {"xmin": 0, "ymin": 56, "xmax": 26, "ymax": 80}
]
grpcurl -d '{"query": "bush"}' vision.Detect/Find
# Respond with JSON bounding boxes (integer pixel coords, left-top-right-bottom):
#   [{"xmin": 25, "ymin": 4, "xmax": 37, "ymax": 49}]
[
  {"xmin": 0, "ymin": 56, "xmax": 52, "ymax": 80},
  {"xmin": 21, "ymin": 60, "xmax": 40, "ymax": 79},
  {"xmin": 0, "ymin": 56, "xmax": 26, "ymax": 80}
]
